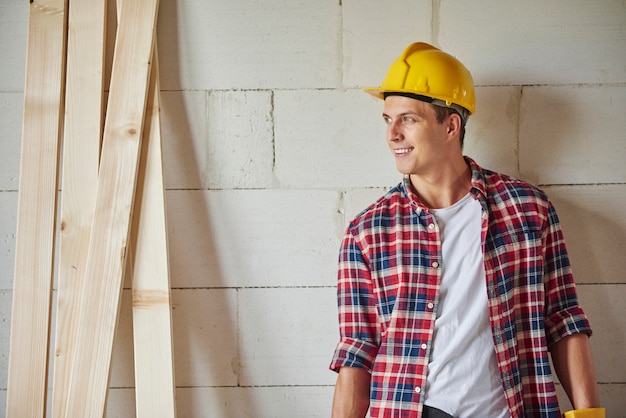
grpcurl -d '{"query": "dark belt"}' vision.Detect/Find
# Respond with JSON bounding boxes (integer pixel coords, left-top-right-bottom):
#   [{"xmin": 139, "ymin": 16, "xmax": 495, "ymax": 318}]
[{"xmin": 423, "ymin": 405, "xmax": 455, "ymax": 418}]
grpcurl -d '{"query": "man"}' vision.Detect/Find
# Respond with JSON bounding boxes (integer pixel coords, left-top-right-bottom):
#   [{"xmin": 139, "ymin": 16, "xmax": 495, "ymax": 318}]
[{"xmin": 329, "ymin": 42, "xmax": 604, "ymax": 418}]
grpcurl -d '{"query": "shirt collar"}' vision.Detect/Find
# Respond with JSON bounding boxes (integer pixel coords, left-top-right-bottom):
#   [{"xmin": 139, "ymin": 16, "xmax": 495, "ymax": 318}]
[
  {"xmin": 400, "ymin": 175, "xmax": 424, "ymax": 214},
  {"xmin": 400, "ymin": 156, "xmax": 488, "ymax": 214},
  {"xmin": 465, "ymin": 156, "xmax": 488, "ymax": 200}
]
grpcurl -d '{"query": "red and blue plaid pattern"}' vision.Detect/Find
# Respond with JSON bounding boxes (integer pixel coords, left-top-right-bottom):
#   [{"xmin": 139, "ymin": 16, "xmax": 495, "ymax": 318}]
[{"xmin": 330, "ymin": 158, "xmax": 591, "ymax": 417}]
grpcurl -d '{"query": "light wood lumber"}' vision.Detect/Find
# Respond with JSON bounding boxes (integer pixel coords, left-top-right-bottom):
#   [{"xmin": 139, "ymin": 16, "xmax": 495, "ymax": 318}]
[
  {"xmin": 63, "ymin": 0, "xmax": 160, "ymax": 416},
  {"xmin": 5, "ymin": 0, "xmax": 67, "ymax": 416},
  {"xmin": 115, "ymin": 1, "xmax": 176, "ymax": 413},
  {"xmin": 51, "ymin": 0, "xmax": 107, "ymax": 416},
  {"xmin": 130, "ymin": 43, "xmax": 177, "ymax": 418}
]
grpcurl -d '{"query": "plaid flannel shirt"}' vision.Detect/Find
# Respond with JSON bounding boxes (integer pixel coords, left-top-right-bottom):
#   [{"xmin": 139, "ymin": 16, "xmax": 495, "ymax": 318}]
[{"xmin": 330, "ymin": 158, "xmax": 592, "ymax": 418}]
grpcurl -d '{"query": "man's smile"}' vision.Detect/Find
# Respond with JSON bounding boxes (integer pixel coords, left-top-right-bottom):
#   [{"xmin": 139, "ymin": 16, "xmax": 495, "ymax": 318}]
[{"xmin": 394, "ymin": 147, "xmax": 414, "ymax": 156}]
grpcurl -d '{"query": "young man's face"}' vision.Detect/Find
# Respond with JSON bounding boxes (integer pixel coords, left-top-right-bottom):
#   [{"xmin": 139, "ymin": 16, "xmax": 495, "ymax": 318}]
[{"xmin": 382, "ymin": 95, "xmax": 452, "ymax": 176}]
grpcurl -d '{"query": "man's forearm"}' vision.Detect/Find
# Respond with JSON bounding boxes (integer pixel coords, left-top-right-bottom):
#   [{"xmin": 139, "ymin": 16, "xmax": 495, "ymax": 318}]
[
  {"xmin": 331, "ymin": 366, "xmax": 371, "ymax": 418},
  {"xmin": 550, "ymin": 333, "xmax": 601, "ymax": 409}
]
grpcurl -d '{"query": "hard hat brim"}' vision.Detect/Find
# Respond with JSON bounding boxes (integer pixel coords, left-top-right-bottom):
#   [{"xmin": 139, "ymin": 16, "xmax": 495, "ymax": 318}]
[
  {"xmin": 363, "ymin": 88, "xmax": 472, "ymax": 125},
  {"xmin": 363, "ymin": 87, "xmax": 386, "ymax": 100},
  {"xmin": 363, "ymin": 87, "xmax": 474, "ymax": 115}
]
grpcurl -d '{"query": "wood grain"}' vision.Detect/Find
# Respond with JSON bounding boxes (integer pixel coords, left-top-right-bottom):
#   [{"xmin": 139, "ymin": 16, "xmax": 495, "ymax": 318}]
[
  {"xmin": 5, "ymin": 0, "xmax": 67, "ymax": 416},
  {"xmin": 51, "ymin": 0, "xmax": 107, "ymax": 416},
  {"xmin": 63, "ymin": 0, "xmax": 159, "ymax": 415},
  {"xmin": 130, "ymin": 43, "xmax": 177, "ymax": 418}
]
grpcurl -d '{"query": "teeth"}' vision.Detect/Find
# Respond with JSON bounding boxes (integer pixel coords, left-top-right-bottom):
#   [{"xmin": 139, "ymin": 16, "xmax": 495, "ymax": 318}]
[{"xmin": 395, "ymin": 148, "xmax": 412, "ymax": 155}]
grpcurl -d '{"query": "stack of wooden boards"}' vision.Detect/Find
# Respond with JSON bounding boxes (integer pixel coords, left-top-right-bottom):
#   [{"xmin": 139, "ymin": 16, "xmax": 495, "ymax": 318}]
[{"xmin": 6, "ymin": 0, "xmax": 176, "ymax": 417}]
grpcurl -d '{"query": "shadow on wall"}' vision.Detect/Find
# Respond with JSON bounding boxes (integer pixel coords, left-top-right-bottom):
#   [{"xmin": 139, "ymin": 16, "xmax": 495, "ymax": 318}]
[
  {"xmin": 156, "ymin": 1, "xmax": 254, "ymax": 416},
  {"xmin": 549, "ymin": 191, "xmax": 626, "ymax": 391}
]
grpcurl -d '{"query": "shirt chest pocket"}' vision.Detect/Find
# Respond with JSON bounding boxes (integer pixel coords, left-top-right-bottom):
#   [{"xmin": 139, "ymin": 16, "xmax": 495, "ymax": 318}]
[{"xmin": 489, "ymin": 224, "xmax": 544, "ymax": 287}]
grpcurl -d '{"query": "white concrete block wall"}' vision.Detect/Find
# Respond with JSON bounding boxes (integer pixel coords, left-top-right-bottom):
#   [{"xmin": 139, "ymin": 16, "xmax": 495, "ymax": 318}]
[
  {"xmin": 237, "ymin": 288, "xmax": 338, "ymax": 387},
  {"xmin": 157, "ymin": 0, "xmax": 341, "ymax": 90},
  {"xmin": 548, "ymin": 185, "xmax": 626, "ymax": 285},
  {"xmin": 341, "ymin": 0, "xmax": 432, "ymax": 88},
  {"xmin": 438, "ymin": 0, "xmax": 626, "ymax": 86},
  {"xmin": 466, "ymin": 86, "xmax": 521, "ymax": 177},
  {"xmin": 520, "ymin": 85, "xmax": 626, "ymax": 185},
  {"xmin": 274, "ymin": 90, "xmax": 397, "ymax": 189},
  {"xmin": 166, "ymin": 189, "xmax": 341, "ymax": 288},
  {"xmin": 1, "ymin": 1, "xmax": 625, "ymax": 416}
]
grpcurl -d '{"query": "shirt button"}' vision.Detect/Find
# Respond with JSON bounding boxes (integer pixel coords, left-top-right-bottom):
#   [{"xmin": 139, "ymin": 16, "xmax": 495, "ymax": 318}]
[
  {"xmin": 415, "ymin": 387, "xmax": 421, "ymax": 393},
  {"xmin": 432, "ymin": 261, "xmax": 439, "ymax": 268},
  {"xmin": 427, "ymin": 302, "xmax": 434, "ymax": 309},
  {"xmin": 428, "ymin": 223, "xmax": 436, "ymax": 230},
  {"xmin": 421, "ymin": 343, "xmax": 427, "ymax": 350}
]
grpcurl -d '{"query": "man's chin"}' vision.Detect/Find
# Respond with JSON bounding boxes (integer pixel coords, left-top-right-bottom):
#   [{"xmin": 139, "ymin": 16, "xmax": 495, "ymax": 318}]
[{"xmin": 395, "ymin": 166, "xmax": 414, "ymax": 176}]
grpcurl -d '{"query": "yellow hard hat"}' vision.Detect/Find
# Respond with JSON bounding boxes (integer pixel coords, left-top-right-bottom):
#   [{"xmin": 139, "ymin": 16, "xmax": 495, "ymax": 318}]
[{"xmin": 364, "ymin": 42, "xmax": 476, "ymax": 116}]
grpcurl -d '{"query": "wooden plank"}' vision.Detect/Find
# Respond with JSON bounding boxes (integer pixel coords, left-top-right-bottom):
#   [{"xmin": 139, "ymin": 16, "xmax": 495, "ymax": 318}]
[
  {"xmin": 130, "ymin": 43, "xmax": 177, "ymax": 418},
  {"xmin": 51, "ymin": 0, "xmax": 107, "ymax": 417},
  {"xmin": 5, "ymin": 0, "xmax": 67, "ymax": 417},
  {"xmin": 113, "ymin": 4, "xmax": 176, "ymax": 414},
  {"xmin": 63, "ymin": 0, "xmax": 159, "ymax": 416}
]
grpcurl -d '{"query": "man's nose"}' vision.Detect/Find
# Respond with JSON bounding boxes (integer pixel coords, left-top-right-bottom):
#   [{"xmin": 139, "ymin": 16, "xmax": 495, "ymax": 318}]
[{"xmin": 387, "ymin": 122, "xmax": 402, "ymax": 142}]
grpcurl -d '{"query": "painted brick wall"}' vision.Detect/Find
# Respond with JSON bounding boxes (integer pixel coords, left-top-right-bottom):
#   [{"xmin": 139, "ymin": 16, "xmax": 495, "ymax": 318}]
[{"xmin": 1, "ymin": 0, "xmax": 625, "ymax": 416}]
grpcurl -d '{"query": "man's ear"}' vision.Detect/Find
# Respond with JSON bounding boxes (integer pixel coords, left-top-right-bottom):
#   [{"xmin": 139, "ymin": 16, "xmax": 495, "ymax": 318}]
[{"xmin": 447, "ymin": 112, "xmax": 462, "ymax": 136}]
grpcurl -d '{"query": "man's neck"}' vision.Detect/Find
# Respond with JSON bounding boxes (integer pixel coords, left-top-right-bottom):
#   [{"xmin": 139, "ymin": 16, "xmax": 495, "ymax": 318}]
[{"xmin": 409, "ymin": 157, "xmax": 472, "ymax": 209}]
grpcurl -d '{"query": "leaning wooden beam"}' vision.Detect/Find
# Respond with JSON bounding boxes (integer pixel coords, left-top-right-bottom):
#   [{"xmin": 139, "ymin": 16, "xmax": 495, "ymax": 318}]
[
  {"xmin": 51, "ymin": 0, "xmax": 107, "ymax": 416},
  {"xmin": 5, "ymin": 0, "xmax": 68, "ymax": 417},
  {"xmin": 114, "ymin": 0, "xmax": 176, "ymax": 412},
  {"xmin": 63, "ymin": 0, "xmax": 160, "ymax": 416},
  {"xmin": 130, "ymin": 43, "xmax": 177, "ymax": 418}
]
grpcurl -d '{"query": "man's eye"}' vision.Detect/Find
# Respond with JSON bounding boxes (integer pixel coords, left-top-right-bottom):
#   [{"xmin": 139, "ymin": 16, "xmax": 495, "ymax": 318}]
[
  {"xmin": 383, "ymin": 117, "xmax": 392, "ymax": 124},
  {"xmin": 403, "ymin": 116, "xmax": 416, "ymax": 123}
]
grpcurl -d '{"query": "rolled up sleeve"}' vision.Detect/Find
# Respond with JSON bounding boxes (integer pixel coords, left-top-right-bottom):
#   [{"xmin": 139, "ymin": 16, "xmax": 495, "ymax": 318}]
[
  {"xmin": 330, "ymin": 227, "xmax": 380, "ymax": 373},
  {"xmin": 542, "ymin": 202, "xmax": 592, "ymax": 346}
]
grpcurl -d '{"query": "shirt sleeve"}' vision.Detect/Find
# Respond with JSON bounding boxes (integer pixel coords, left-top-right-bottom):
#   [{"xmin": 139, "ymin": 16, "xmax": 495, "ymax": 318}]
[
  {"xmin": 329, "ymin": 226, "xmax": 380, "ymax": 373},
  {"xmin": 542, "ymin": 201, "xmax": 592, "ymax": 346}
]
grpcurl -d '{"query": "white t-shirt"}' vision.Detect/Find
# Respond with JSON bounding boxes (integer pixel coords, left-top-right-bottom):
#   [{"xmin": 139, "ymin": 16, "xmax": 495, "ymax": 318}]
[{"xmin": 424, "ymin": 193, "xmax": 509, "ymax": 418}]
